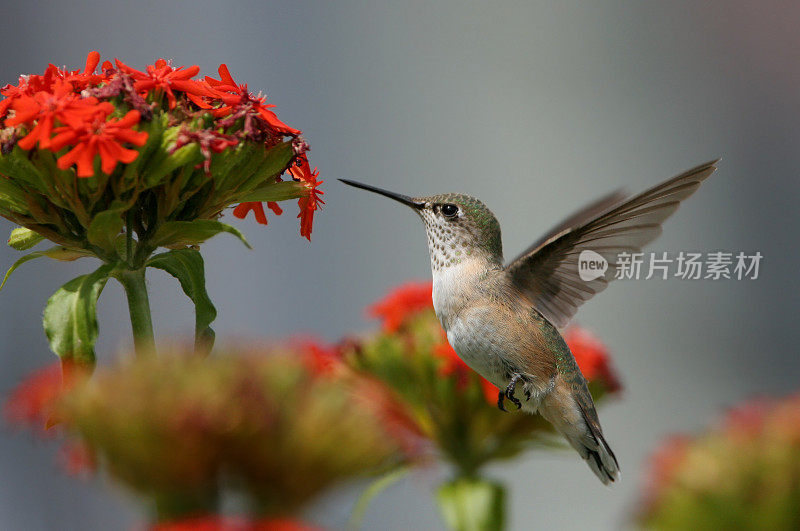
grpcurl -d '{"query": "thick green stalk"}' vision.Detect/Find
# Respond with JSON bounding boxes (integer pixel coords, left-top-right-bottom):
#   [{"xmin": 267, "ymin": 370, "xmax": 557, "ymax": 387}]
[
  {"xmin": 116, "ymin": 268, "xmax": 156, "ymax": 356},
  {"xmin": 437, "ymin": 476, "xmax": 506, "ymax": 531}
]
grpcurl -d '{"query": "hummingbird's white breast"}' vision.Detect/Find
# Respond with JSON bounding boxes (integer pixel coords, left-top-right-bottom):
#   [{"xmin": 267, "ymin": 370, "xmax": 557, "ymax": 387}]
[{"xmin": 431, "ymin": 261, "xmax": 510, "ymax": 389}]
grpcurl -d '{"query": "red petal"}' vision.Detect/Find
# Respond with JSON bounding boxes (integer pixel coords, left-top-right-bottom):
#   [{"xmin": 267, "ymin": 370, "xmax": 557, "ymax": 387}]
[
  {"xmin": 83, "ymin": 51, "xmax": 100, "ymax": 74},
  {"xmin": 217, "ymin": 64, "xmax": 236, "ymax": 86}
]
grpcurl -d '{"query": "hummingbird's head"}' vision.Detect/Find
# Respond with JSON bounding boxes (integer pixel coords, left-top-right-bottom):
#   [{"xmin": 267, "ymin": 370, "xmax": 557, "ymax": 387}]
[{"xmin": 340, "ymin": 180, "xmax": 503, "ymax": 271}]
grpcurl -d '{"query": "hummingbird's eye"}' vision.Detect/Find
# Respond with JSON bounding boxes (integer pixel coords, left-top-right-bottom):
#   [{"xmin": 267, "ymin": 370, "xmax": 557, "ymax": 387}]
[{"xmin": 441, "ymin": 203, "xmax": 459, "ymax": 218}]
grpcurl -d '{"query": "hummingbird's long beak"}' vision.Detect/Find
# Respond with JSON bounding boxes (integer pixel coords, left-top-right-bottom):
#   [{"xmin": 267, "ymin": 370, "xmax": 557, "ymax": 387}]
[{"xmin": 339, "ymin": 179, "xmax": 424, "ymax": 209}]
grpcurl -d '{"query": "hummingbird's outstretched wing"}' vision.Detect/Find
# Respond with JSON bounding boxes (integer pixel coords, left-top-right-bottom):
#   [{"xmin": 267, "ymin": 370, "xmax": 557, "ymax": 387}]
[
  {"xmin": 510, "ymin": 189, "xmax": 628, "ymax": 264},
  {"xmin": 505, "ymin": 160, "xmax": 719, "ymax": 328}
]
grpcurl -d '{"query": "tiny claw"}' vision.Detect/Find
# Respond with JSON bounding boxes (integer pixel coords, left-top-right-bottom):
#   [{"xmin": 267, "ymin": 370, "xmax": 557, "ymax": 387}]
[
  {"xmin": 497, "ymin": 391, "xmax": 508, "ymax": 412},
  {"xmin": 505, "ymin": 373, "xmax": 523, "ymax": 410}
]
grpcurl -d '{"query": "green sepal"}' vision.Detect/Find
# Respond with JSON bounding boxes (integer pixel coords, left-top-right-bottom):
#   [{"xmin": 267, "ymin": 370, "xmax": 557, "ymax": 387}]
[
  {"xmin": 42, "ymin": 263, "xmax": 115, "ymax": 368},
  {"xmin": 151, "ymin": 220, "xmax": 251, "ymax": 249},
  {"xmin": 239, "ymin": 141, "xmax": 295, "ymax": 196},
  {"xmin": 0, "ymin": 246, "xmax": 92, "ymax": 291},
  {"xmin": 147, "ymin": 249, "xmax": 217, "ymax": 354},
  {"xmin": 0, "ymin": 146, "xmax": 49, "ymax": 194},
  {"xmin": 87, "ymin": 202, "xmax": 127, "ymax": 255},
  {"xmin": 8, "ymin": 227, "xmax": 44, "ymax": 250},
  {"xmin": 0, "ymin": 175, "xmax": 31, "ymax": 214},
  {"xmin": 239, "ymin": 180, "xmax": 308, "ymax": 203},
  {"xmin": 436, "ymin": 477, "xmax": 505, "ymax": 531},
  {"xmin": 141, "ymin": 125, "xmax": 203, "ymax": 187}
]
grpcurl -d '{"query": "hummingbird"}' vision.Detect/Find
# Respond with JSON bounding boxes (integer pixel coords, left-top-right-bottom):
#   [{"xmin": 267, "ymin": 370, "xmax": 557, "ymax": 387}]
[{"xmin": 340, "ymin": 159, "xmax": 718, "ymax": 484}]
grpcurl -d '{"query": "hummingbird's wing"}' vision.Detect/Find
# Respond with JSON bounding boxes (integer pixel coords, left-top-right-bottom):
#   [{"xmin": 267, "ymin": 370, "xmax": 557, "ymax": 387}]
[
  {"xmin": 509, "ymin": 189, "xmax": 628, "ymax": 264},
  {"xmin": 505, "ymin": 159, "xmax": 719, "ymax": 328}
]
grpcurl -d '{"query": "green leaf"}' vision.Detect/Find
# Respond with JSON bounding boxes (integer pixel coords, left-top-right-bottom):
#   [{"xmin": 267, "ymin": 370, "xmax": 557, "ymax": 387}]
[
  {"xmin": 87, "ymin": 204, "xmax": 126, "ymax": 255},
  {"xmin": 42, "ymin": 263, "xmax": 115, "ymax": 367},
  {"xmin": 7, "ymin": 227, "xmax": 44, "ymax": 250},
  {"xmin": 147, "ymin": 249, "xmax": 217, "ymax": 353},
  {"xmin": 0, "ymin": 246, "xmax": 91, "ymax": 291},
  {"xmin": 239, "ymin": 180, "xmax": 308, "ymax": 203},
  {"xmin": 436, "ymin": 477, "xmax": 505, "ymax": 531},
  {"xmin": 151, "ymin": 220, "xmax": 251, "ymax": 249}
]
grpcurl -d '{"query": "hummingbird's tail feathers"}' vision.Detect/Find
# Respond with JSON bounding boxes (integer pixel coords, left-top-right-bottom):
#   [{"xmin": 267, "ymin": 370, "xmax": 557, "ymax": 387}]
[
  {"xmin": 574, "ymin": 395, "xmax": 620, "ymax": 485},
  {"xmin": 540, "ymin": 382, "xmax": 620, "ymax": 485}
]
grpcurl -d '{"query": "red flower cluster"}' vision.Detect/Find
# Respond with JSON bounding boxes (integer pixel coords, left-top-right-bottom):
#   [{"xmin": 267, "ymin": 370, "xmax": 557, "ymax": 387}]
[
  {"xmin": 0, "ymin": 52, "xmax": 321, "ymax": 238},
  {"xmin": 1, "ymin": 54, "xmax": 148, "ymax": 177}
]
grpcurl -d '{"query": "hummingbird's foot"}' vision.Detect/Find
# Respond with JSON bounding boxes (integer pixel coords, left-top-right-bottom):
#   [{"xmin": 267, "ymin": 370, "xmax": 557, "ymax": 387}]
[
  {"xmin": 504, "ymin": 373, "xmax": 523, "ymax": 410},
  {"xmin": 497, "ymin": 391, "xmax": 508, "ymax": 412}
]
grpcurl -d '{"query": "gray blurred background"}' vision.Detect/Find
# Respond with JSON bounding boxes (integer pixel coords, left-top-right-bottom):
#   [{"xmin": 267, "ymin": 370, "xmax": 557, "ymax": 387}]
[{"xmin": 0, "ymin": 1, "xmax": 798, "ymax": 529}]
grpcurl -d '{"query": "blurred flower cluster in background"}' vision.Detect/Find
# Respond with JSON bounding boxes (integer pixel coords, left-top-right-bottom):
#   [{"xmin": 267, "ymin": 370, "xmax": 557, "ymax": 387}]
[
  {"xmin": 637, "ymin": 393, "xmax": 800, "ymax": 530},
  {"xmin": 6, "ymin": 344, "xmax": 412, "ymax": 529},
  {"xmin": 5, "ymin": 281, "xmax": 621, "ymax": 530}
]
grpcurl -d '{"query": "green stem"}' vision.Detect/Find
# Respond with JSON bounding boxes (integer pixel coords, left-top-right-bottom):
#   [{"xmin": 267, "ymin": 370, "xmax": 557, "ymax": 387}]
[
  {"xmin": 125, "ymin": 209, "xmax": 133, "ymax": 265},
  {"xmin": 116, "ymin": 268, "xmax": 156, "ymax": 356}
]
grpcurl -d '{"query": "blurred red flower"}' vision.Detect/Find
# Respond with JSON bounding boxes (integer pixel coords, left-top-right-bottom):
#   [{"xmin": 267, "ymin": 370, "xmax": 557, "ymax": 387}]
[
  {"xmin": 58, "ymin": 441, "xmax": 96, "ymax": 476},
  {"xmin": 368, "ymin": 281, "xmax": 432, "ymax": 332},
  {"xmin": 293, "ymin": 338, "xmax": 341, "ymax": 376},
  {"xmin": 563, "ymin": 326, "xmax": 621, "ymax": 393},
  {"xmin": 434, "ymin": 340, "xmax": 497, "ymax": 403},
  {"xmin": 641, "ymin": 434, "xmax": 691, "ymax": 510},
  {"xmin": 4, "ymin": 362, "xmax": 64, "ymax": 432},
  {"xmin": 150, "ymin": 516, "xmax": 320, "ymax": 531},
  {"xmin": 720, "ymin": 398, "xmax": 773, "ymax": 441}
]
